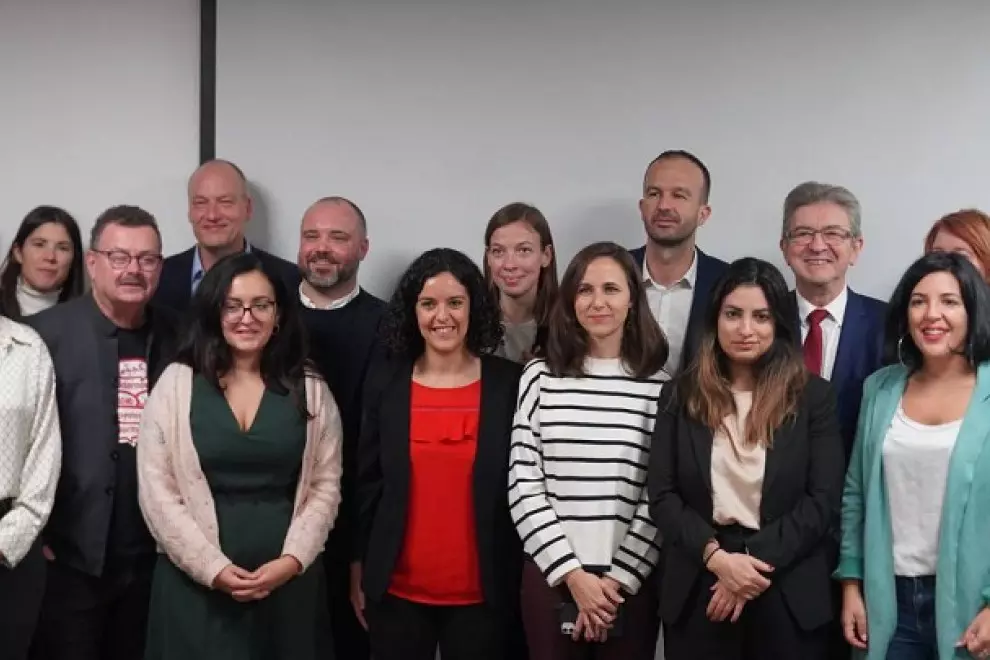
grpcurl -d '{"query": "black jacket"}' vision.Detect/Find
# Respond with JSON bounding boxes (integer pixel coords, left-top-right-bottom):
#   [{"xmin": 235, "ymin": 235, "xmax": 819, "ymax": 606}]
[
  {"xmin": 355, "ymin": 355, "xmax": 523, "ymax": 611},
  {"xmin": 25, "ymin": 295, "xmax": 179, "ymax": 577},
  {"xmin": 647, "ymin": 376, "xmax": 845, "ymax": 631},
  {"xmin": 152, "ymin": 244, "xmax": 300, "ymax": 313}
]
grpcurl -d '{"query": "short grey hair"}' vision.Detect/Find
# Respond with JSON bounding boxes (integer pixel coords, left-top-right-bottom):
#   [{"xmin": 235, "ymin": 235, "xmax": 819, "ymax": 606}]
[{"xmin": 781, "ymin": 181, "xmax": 862, "ymax": 239}]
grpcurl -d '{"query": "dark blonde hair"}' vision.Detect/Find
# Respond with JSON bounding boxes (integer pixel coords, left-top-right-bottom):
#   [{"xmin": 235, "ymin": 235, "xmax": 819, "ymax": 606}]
[
  {"xmin": 483, "ymin": 202, "xmax": 558, "ymax": 328},
  {"xmin": 546, "ymin": 242, "xmax": 667, "ymax": 378},
  {"xmin": 679, "ymin": 258, "xmax": 806, "ymax": 448}
]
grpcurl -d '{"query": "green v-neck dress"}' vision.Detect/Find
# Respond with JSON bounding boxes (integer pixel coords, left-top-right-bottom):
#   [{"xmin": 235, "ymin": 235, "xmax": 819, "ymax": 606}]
[{"xmin": 145, "ymin": 375, "xmax": 332, "ymax": 660}]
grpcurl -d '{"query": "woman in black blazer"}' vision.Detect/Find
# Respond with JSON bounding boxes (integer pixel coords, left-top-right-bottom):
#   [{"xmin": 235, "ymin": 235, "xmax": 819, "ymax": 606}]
[
  {"xmin": 648, "ymin": 257, "xmax": 845, "ymax": 659},
  {"xmin": 351, "ymin": 248, "xmax": 526, "ymax": 660}
]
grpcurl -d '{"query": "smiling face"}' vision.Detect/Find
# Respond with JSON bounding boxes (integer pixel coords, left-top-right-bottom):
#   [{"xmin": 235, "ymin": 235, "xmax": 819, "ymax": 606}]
[
  {"xmin": 717, "ymin": 284, "xmax": 776, "ymax": 366},
  {"xmin": 85, "ymin": 223, "xmax": 162, "ymax": 307},
  {"xmin": 781, "ymin": 201, "xmax": 863, "ymax": 290},
  {"xmin": 221, "ymin": 270, "xmax": 278, "ymax": 357},
  {"xmin": 907, "ymin": 271, "xmax": 968, "ymax": 362},
  {"xmin": 13, "ymin": 221, "xmax": 75, "ymax": 293},
  {"xmin": 574, "ymin": 256, "xmax": 631, "ymax": 347},
  {"xmin": 416, "ymin": 271, "xmax": 470, "ymax": 356},
  {"xmin": 188, "ymin": 162, "xmax": 252, "ymax": 251},
  {"xmin": 486, "ymin": 220, "xmax": 552, "ymax": 300},
  {"xmin": 297, "ymin": 200, "xmax": 368, "ymax": 290}
]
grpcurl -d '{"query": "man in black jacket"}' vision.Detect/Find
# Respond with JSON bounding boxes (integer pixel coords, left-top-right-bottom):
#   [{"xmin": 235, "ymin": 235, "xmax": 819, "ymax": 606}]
[
  {"xmin": 153, "ymin": 159, "xmax": 299, "ymax": 313},
  {"xmin": 296, "ymin": 196, "xmax": 385, "ymax": 660},
  {"xmin": 26, "ymin": 205, "xmax": 179, "ymax": 660}
]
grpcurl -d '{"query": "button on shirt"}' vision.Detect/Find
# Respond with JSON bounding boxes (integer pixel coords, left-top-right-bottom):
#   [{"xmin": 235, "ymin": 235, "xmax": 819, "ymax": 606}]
[
  {"xmin": 796, "ymin": 287, "xmax": 848, "ymax": 381},
  {"xmin": 0, "ymin": 317, "xmax": 61, "ymax": 567},
  {"xmin": 643, "ymin": 250, "xmax": 697, "ymax": 375}
]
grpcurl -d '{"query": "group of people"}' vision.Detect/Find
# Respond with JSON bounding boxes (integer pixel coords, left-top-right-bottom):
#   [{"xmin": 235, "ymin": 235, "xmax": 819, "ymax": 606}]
[{"xmin": 1, "ymin": 150, "xmax": 990, "ymax": 660}]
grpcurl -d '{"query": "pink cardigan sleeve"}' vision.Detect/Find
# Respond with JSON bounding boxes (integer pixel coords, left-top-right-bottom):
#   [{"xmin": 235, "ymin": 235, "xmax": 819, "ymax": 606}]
[
  {"xmin": 137, "ymin": 367, "xmax": 231, "ymax": 587},
  {"xmin": 282, "ymin": 377, "xmax": 343, "ymax": 569}
]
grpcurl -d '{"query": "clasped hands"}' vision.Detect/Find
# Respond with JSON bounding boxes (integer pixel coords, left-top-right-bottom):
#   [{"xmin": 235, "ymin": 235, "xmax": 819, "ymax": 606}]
[
  {"xmin": 211, "ymin": 555, "xmax": 302, "ymax": 602},
  {"xmin": 705, "ymin": 548, "xmax": 774, "ymax": 623},
  {"xmin": 564, "ymin": 568, "xmax": 625, "ymax": 643}
]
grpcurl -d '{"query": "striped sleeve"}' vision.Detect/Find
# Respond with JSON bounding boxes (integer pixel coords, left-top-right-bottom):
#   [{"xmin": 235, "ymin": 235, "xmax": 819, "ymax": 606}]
[
  {"xmin": 607, "ymin": 486, "xmax": 660, "ymax": 593},
  {"xmin": 507, "ymin": 361, "xmax": 581, "ymax": 587}
]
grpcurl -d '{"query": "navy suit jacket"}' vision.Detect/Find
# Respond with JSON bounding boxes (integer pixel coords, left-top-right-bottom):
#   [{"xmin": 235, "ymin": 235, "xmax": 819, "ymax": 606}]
[
  {"xmin": 152, "ymin": 244, "xmax": 301, "ymax": 314},
  {"xmin": 628, "ymin": 245, "xmax": 728, "ymax": 374},
  {"xmin": 789, "ymin": 288, "xmax": 886, "ymax": 463}
]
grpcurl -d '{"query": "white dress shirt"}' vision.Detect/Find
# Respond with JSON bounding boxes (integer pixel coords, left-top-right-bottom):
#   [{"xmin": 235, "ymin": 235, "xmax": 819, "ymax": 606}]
[
  {"xmin": 299, "ymin": 282, "xmax": 360, "ymax": 310},
  {"xmin": 796, "ymin": 287, "xmax": 848, "ymax": 381},
  {"xmin": 643, "ymin": 249, "xmax": 697, "ymax": 375},
  {"xmin": 882, "ymin": 405, "xmax": 959, "ymax": 576},
  {"xmin": 0, "ymin": 317, "xmax": 61, "ymax": 567}
]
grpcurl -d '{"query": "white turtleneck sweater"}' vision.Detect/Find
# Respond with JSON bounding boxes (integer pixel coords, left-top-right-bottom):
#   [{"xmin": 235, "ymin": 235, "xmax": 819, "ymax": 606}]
[{"xmin": 16, "ymin": 278, "xmax": 61, "ymax": 317}]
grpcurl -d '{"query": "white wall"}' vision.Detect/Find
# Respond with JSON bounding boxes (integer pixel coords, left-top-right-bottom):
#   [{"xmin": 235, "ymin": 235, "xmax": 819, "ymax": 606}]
[
  {"xmin": 215, "ymin": 0, "xmax": 990, "ymax": 302},
  {"xmin": 0, "ymin": 0, "xmax": 200, "ymax": 256}
]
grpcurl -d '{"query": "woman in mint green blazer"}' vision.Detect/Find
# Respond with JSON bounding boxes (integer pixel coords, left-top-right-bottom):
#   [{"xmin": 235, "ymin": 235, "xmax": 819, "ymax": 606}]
[{"xmin": 837, "ymin": 252, "xmax": 990, "ymax": 659}]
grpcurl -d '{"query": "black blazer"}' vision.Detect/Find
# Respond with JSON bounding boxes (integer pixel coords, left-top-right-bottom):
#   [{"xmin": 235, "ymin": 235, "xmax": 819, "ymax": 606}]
[
  {"xmin": 628, "ymin": 246, "xmax": 728, "ymax": 373},
  {"xmin": 355, "ymin": 355, "xmax": 523, "ymax": 611},
  {"xmin": 25, "ymin": 295, "xmax": 179, "ymax": 576},
  {"xmin": 647, "ymin": 376, "xmax": 844, "ymax": 631},
  {"xmin": 152, "ymin": 244, "xmax": 301, "ymax": 313}
]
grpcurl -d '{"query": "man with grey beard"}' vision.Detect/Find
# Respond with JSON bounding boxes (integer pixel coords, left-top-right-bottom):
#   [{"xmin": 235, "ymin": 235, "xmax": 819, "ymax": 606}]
[
  {"xmin": 296, "ymin": 196, "xmax": 384, "ymax": 660},
  {"xmin": 628, "ymin": 150, "xmax": 728, "ymax": 376}
]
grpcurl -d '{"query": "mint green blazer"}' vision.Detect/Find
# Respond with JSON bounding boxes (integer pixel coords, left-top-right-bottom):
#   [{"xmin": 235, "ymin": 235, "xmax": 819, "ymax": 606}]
[{"xmin": 836, "ymin": 362, "xmax": 990, "ymax": 659}]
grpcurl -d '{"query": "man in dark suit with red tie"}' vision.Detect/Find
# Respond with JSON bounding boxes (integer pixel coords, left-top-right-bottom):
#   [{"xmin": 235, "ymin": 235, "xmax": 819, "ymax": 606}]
[{"xmin": 780, "ymin": 181, "xmax": 886, "ymax": 660}]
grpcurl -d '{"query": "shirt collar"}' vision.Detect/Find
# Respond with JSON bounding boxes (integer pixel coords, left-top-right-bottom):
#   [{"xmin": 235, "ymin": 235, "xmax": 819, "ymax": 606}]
[
  {"xmin": 642, "ymin": 248, "xmax": 698, "ymax": 290},
  {"xmin": 796, "ymin": 286, "xmax": 848, "ymax": 326},
  {"xmin": 0, "ymin": 316, "xmax": 40, "ymax": 351},
  {"xmin": 299, "ymin": 281, "xmax": 361, "ymax": 310},
  {"xmin": 192, "ymin": 240, "xmax": 252, "ymax": 291}
]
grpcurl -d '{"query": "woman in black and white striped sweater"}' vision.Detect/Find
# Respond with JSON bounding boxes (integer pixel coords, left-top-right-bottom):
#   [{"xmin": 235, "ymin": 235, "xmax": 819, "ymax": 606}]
[{"xmin": 508, "ymin": 241, "xmax": 668, "ymax": 660}]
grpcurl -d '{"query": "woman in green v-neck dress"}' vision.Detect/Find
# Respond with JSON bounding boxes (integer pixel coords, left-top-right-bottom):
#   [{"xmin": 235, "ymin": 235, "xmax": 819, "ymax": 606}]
[
  {"xmin": 143, "ymin": 375, "xmax": 332, "ymax": 660},
  {"xmin": 137, "ymin": 253, "xmax": 342, "ymax": 660}
]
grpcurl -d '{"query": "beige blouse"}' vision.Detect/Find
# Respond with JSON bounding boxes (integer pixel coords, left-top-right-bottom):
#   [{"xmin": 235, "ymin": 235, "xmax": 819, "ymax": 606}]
[
  {"xmin": 711, "ymin": 390, "xmax": 765, "ymax": 530},
  {"xmin": 136, "ymin": 363, "xmax": 343, "ymax": 588}
]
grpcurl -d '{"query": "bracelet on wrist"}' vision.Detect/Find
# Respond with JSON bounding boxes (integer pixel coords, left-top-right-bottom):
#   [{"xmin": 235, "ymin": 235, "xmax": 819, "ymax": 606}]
[{"xmin": 703, "ymin": 546, "xmax": 722, "ymax": 566}]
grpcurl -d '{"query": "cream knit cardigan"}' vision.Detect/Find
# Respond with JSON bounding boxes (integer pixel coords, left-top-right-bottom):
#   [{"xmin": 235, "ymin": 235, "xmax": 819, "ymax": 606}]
[{"xmin": 136, "ymin": 362, "xmax": 343, "ymax": 588}]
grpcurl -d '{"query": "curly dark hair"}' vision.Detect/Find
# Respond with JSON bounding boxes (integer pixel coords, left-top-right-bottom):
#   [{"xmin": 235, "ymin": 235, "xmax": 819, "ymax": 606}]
[
  {"xmin": 380, "ymin": 248, "xmax": 503, "ymax": 359},
  {"xmin": 174, "ymin": 252, "xmax": 314, "ymax": 419}
]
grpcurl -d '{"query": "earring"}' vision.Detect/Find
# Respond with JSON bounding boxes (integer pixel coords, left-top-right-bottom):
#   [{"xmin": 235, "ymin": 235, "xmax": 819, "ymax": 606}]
[{"xmin": 896, "ymin": 335, "xmax": 907, "ymax": 367}]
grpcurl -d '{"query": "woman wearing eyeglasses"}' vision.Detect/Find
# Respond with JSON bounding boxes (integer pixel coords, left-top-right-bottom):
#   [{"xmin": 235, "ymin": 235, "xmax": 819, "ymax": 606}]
[{"xmin": 137, "ymin": 252, "xmax": 343, "ymax": 660}]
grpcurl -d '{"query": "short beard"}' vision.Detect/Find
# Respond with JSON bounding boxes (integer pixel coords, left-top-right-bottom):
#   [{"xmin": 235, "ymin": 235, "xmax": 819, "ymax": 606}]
[
  {"xmin": 646, "ymin": 229, "xmax": 693, "ymax": 249},
  {"xmin": 303, "ymin": 262, "xmax": 357, "ymax": 290}
]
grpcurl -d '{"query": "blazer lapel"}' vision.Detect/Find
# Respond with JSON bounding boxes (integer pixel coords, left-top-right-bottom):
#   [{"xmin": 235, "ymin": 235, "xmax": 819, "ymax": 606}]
[
  {"xmin": 473, "ymin": 360, "xmax": 502, "ymax": 507},
  {"xmin": 689, "ymin": 420, "xmax": 714, "ymax": 494},
  {"xmin": 382, "ymin": 362, "xmax": 414, "ymax": 494},
  {"xmin": 761, "ymin": 420, "xmax": 798, "ymax": 499},
  {"xmin": 831, "ymin": 290, "xmax": 864, "ymax": 392},
  {"xmin": 937, "ymin": 362, "xmax": 990, "ymax": 579}
]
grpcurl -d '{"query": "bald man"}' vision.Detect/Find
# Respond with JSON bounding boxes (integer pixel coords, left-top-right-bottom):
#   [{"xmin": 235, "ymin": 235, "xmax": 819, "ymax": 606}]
[
  {"xmin": 153, "ymin": 159, "xmax": 299, "ymax": 312},
  {"xmin": 297, "ymin": 197, "xmax": 385, "ymax": 660}
]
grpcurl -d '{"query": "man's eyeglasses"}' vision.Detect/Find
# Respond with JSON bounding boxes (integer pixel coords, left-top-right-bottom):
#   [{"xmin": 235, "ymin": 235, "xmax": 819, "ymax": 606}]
[
  {"xmin": 222, "ymin": 299, "xmax": 276, "ymax": 322},
  {"xmin": 785, "ymin": 228, "xmax": 854, "ymax": 247},
  {"xmin": 93, "ymin": 250, "xmax": 163, "ymax": 271}
]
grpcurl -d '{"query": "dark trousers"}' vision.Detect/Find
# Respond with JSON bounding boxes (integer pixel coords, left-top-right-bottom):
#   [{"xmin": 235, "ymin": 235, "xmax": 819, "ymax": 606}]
[
  {"xmin": 365, "ymin": 592, "xmax": 505, "ymax": 660},
  {"xmin": 520, "ymin": 560, "xmax": 660, "ymax": 660},
  {"xmin": 324, "ymin": 544, "xmax": 369, "ymax": 660},
  {"xmin": 29, "ymin": 555, "xmax": 155, "ymax": 660},
  {"xmin": 663, "ymin": 568, "xmax": 827, "ymax": 660},
  {"xmin": 886, "ymin": 576, "xmax": 937, "ymax": 660},
  {"xmin": 0, "ymin": 539, "xmax": 46, "ymax": 660}
]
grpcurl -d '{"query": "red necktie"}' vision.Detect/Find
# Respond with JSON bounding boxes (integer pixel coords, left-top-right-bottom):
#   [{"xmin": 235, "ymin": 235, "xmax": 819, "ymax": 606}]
[{"xmin": 803, "ymin": 309, "xmax": 829, "ymax": 376}]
